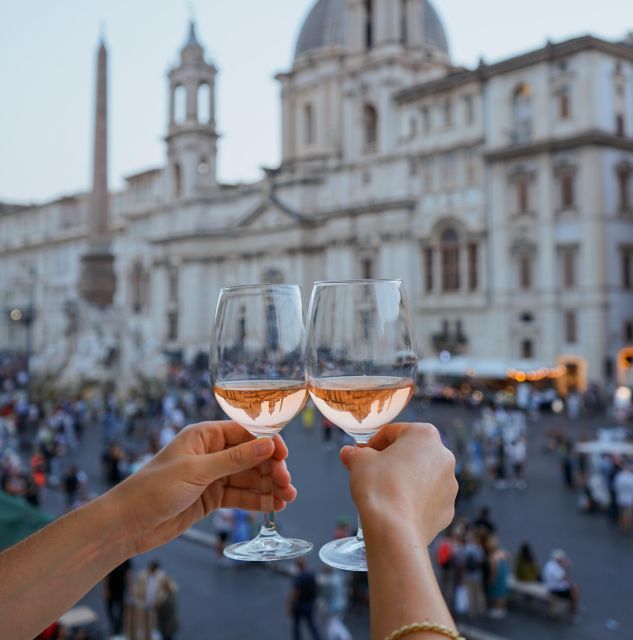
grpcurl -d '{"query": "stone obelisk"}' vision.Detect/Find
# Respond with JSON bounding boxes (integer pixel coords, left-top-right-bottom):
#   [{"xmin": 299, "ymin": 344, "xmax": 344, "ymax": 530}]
[{"xmin": 79, "ymin": 36, "xmax": 116, "ymax": 306}]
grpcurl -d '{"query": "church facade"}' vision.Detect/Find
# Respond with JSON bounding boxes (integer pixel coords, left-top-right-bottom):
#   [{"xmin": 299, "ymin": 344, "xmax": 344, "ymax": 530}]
[{"xmin": 1, "ymin": 0, "xmax": 633, "ymax": 390}]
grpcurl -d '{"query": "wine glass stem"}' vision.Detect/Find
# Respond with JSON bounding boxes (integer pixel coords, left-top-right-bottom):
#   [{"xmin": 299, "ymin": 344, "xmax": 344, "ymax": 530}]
[
  {"xmin": 356, "ymin": 513, "xmax": 364, "ymax": 543},
  {"xmin": 260, "ymin": 457, "xmax": 276, "ymax": 536}
]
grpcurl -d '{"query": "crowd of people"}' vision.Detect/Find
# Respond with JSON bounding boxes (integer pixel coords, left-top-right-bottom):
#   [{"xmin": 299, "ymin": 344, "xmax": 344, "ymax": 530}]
[{"xmin": 434, "ymin": 506, "xmax": 579, "ymax": 622}]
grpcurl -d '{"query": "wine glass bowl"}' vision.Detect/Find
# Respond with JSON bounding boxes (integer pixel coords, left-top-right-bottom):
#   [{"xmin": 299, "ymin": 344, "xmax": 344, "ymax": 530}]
[
  {"xmin": 210, "ymin": 284, "xmax": 313, "ymax": 561},
  {"xmin": 305, "ymin": 279, "xmax": 417, "ymax": 570}
]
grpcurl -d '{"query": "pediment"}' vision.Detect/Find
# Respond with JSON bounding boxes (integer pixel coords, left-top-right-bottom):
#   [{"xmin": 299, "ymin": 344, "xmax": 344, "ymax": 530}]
[{"xmin": 236, "ymin": 198, "xmax": 305, "ymax": 231}]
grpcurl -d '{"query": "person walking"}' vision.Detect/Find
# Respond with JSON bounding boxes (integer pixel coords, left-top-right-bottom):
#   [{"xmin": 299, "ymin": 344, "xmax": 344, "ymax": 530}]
[
  {"xmin": 317, "ymin": 566, "xmax": 352, "ymax": 640},
  {"xmin": 131, "ymin": 560, "xmax": 166, "ymax": 640},
  {"xmin": 462, "ymin": 530, "xmax": 486, "ymax": 616},
  {"xmin": 288, "ymin": 558, "xmax": 321, "ymax": 640},
  {"xmin": 486, "ymin": 537, "xmax": 509, "ymax": 619},
  {"xmin": 614, "ymin": 462, "xmax": 633, "ymax": 533},
  {"xmin": 103, "ymin": 559, "xmax": 132, "ymax": 637},
  {"xmin": 62, "ymin": 465, "xmax": 80, "ymax": 510},
  {"xmin": 156, "ymin": 574, "xmax": 179, "ymax": 640}
]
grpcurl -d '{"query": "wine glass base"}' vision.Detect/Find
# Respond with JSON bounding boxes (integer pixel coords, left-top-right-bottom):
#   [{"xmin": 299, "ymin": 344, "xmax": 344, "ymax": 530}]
[
  {"xmin": 223, "ymin": 531, "xmax": 313, "ymax": 562},
  {"xmin": 319, "ymin": 536, "xmax": 367, "ymax": 572}
]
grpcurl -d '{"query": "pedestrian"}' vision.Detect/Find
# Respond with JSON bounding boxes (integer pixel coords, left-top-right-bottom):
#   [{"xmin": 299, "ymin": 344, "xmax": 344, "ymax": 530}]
[
  {"xmin": 462, "ymin": 530, "xmax": 486, "ymax": 616},
  {"xmin": 288, "ymin": 558, "xmax": 321, "ymax": 640},
  {"xmin": 514, "ymin": 542, "xmax": 540, "ymax": 582},
  {"xmin": 543, "ymin": 549, "xmax": 579, "ymax": 618},
  {"xmin": 317, "ymin": 566, "xmax": 352, "ymax": 640},
  {"xmin": 486, "ymin": 536, "xmax": 509, "ymax": 618},
  {"xmin": 509, "ymin": 438, "xmax": 527, "ymax": 489},
  {"xmin": 156, "ymin": 574, "xmax": 179, "ymax": 640},
  {"xmin": 322, "ymin": 417, "xmax": 335, "ymax": 450},
  {"xmin": 613, "ymin": 462, "xmax": 633, "ymax": 533},
  {"xmin": 62, "ymin": 465, "xmax": 80, "ymax": 509},
  {"xmin": 211, "ymin": 508, "xmax": 233, "ymax": 561},
  {"xmin": 131, "ymin": 560, "xmax": 166, "ymax": 640},
  {"xmin": 103, "ymin": 559, "xmax": 132, "ymax": 637}
]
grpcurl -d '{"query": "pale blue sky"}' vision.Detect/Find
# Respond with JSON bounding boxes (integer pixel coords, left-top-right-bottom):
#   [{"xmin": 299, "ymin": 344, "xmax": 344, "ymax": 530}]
[{"xmin": 0, "ymin": 0, "xmax": 629, "ymax": 202}]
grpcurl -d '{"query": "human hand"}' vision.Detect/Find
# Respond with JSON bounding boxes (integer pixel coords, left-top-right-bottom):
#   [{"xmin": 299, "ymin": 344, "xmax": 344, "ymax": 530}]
[
  {"xmin": 107, "ymin": 421, "xmax": 297, "ymax": 555},
  {"xmin": 340, "ymin": 423, "xmax": 457, "ymax": 544}
]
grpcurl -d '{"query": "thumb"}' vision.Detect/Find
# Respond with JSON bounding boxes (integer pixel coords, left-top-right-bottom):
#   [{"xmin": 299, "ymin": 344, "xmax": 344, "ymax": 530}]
[
  {"xmin": 203, "ymin": 438, "xmax": 275, "ymax": 481},
  {"xmin": 340, "ymin": 445, "xmax": 375, "ymax": 470}
]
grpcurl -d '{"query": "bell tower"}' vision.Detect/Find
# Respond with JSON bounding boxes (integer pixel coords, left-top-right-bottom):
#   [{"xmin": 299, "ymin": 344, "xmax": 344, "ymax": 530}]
[{"xmin": 166, "ymin": 21, "xmax": 218, "ymax": 199}]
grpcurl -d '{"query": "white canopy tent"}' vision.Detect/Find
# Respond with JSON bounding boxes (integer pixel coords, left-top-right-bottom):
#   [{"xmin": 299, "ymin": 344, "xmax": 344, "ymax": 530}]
[{"xmin": 417, "ymin": 356, "xmax": 561, "ymax": 381}]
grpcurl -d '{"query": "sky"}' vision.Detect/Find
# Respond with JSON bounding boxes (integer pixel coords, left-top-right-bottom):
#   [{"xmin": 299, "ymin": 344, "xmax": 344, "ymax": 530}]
[{"xmin": 0, "ymin": 0, "xmax": 630, "ymax": 203}]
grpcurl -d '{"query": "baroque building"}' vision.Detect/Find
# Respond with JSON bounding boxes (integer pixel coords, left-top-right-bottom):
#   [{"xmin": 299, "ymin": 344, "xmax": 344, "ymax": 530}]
[{"xmin": 1, "ymin": 0, "xmax": 633, "ymax": 390}]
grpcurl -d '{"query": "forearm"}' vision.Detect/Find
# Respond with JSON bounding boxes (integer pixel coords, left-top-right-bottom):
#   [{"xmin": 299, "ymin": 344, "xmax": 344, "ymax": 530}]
[
  {"xmin": 0, "ymin": 492, "xmax": 133, "ymax": 639},
  {"xmin": 364, "ymin": 515, "xmax": 455, "ymax": 639}
]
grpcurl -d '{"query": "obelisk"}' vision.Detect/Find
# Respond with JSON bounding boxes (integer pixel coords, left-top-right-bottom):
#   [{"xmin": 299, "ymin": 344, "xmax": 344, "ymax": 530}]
[{"xmin": 79, "ymin": 36, "xmax": 116, "ymax": 306}]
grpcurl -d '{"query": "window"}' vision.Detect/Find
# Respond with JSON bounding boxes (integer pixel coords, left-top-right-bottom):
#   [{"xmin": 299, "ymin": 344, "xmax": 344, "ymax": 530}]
[
  {"xmin": 422, "ymin": 158, "xmax": 434, "ymax": 191},
  {"xmin": 519, "ymin": 254, "xmax": 532, "ymax": 289},
  {"xmin": 363, "ymin": 104, "xmax": 378, "ymax": 153},
  {"xmin": 565, "ymin": 310, "xmax": 577, "ymax": 344},
  {"xmin": 362, "ymin": 258, "xmax": 373, "ymax": 279},
  {"xmin": 464, "ymin": 95, "xmax": 474, "ymax": 124},
  {"xmin": 561, "ymin": 246, "xmax": 577, "ymax": 288},
  {"xmin": 130, "ymin": 262, "xmax": 146, "ymax": 313},
  {"xmin": 420, "ymin": 106, "xmax": 430, "ymax": 133},
  {"xmin": 364, "ymin": 0, "xmax": 373, "ymax": 49},
  {"xmin": 516, "ymin": 176, "xmax": 530, "ymax": 213},
  {"xmin": 168, "ymin": 267, "xmax": 179, "ymax": 303},
  {"xmin": 623, "ymin": 247, "xmax": 633, "ymax": 289},
  {"xmin": 198, "ymin": 155, "xmax": 209, "ymax": 174},
  {"xmin": 167, "ymin": 311, "xmax": 178, "ymax": 341},
  {"xmin": 197, "ymin": 83, "xmax": 211, "ymax": 124},
  {"xmin": 424, "ymin": 247, "xmax": 434, "ymax": 291},
  {"xmin": 617, "ymin": 164, "xmax": 631, "ymax": 212},
  {"xmin": 560, "ymin": 171, "xmax": 575, "ymax": 209},
  {"xmin": 521, "ymin": 339, "xmax": 534, "ymax": 359},
  {"xmin": 441, "ymin": 153, "xmax": 456, "ymax": 188},
  {"xmin": 399, "ymin": 0, "xmax": 407, "ymax": 44},
  {"xmin": 173, "ymin": 85, "xmax": 186, "ymax": 124},
  {"xmin": 465, "ymin": 150, "xmax": 478, "ymax": 186},
  {"xmin": 443, "ymin": 98, "xmax": 453, "ymax": 128},
  {"xmin": 512, "ymin": 83, "xmax": 532, "ymax": 144},
  {"xmin": 616, "ymin": 113, "xmax": 625, "ymax": 137},
  {"xmin": 173, "ymin": 162, "xmax": 181, "ymax": 198},
  {"xmin": 441, "ymin": 228, "xmax": 460, "ymax": 291},
  {"xmin": 558, "ymin": 86, "xmax": 571, "ymax": 119},
  {"xmin": 467, "ymin": 243, "xmax": 478, "ymax": 290},
  {"xmin": 304, "ymin": 103, "xmax": 314, "ymax": 145}
]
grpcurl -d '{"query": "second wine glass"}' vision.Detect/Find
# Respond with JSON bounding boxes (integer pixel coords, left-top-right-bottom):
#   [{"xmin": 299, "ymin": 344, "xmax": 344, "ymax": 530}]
[
  {"xmin": 305, "ymin": 279, "xmax": 418, "ymax": 571},
  {"xmin": 210, "ymin": 284, "xmax": 313, "ymax": 561}
]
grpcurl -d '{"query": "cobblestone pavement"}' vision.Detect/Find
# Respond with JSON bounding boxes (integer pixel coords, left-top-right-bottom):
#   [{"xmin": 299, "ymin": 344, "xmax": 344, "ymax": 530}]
[{"xmin": 36, "ymin": 403, "xmax": 632, "ymax": 639}]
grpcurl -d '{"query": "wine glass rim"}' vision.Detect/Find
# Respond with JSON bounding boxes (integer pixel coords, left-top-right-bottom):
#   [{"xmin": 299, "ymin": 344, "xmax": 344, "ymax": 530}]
[
  {"xmin": 313, "ymin": 278, "xmax": 403, "ymax": 286},
  {"xmin": 220, "ymin": 283, "xmax": 301, "ymax": 293}
]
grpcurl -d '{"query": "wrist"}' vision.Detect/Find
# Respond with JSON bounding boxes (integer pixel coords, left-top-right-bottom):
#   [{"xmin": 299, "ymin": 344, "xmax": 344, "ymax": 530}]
[
  {"xmin": 94, "ymin": 487, "xmax": 139, "ymax": 561},
  {"xmin": 357, "ymin": 496, "xmax": 429, "ymax": 545}
]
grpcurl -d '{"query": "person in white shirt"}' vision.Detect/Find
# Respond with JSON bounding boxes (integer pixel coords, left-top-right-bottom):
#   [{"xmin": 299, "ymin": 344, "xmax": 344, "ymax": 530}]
[
  {"xmin": 614, "ymin": 463, "xmax": 633, "ymax": 533},
  {"xmin": 542, "ymin": 549, "xmax": 578, "ymax": 615}
]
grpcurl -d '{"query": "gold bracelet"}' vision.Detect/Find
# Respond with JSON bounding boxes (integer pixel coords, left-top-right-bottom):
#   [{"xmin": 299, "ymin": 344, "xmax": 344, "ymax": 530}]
[{"xmin": 385, "ymin": 622, "xmax": 465, "ymax": 640}]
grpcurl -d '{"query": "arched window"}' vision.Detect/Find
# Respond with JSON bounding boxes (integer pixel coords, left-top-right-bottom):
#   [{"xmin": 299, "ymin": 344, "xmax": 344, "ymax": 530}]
[
  {"xmin": 512, "ymin": 84, "xmax": 532, "ymax": 144},
  {"xmin": 363, "ymin": 104, "xmax": 378, "ymax": 153},
  {"xmin": 198, "ymin": 155, "xmax": 210, "ymax": 175},
  {"xmin": 440, "ymin": 228, "xmax": 460, "ymax": 291},
  {"xmin": 262, "ymin": 267, "xmax": 284, "ymax": 284},
  {"xmin": 197, "ymin": 83, "xmax": 211, "ymax": 124},
  {"xmin": 174, "ymin": 85, "xmax": 186, "ymax": 124},
  {"xmin": 304, "ymin": 103, "xmax": 314, "ymax": 145},
  {"xmin": 364, "ymin": 0, "xmax": 374, "ymax": 49},
  {"xmin": 130, "ymin": 262, "xmax": 148, "ymax": 313},
  {"xmin": 173, "ymin": 162, "xmax": 182, "ymax": 197},
  {"xmin": 558, "ymin": 86, "xmax": 571, "ymax": 119}
]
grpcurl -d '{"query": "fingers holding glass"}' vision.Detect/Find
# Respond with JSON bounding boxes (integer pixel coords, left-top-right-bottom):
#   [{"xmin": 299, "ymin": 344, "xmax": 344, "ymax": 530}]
[{"xmin": 210, "ymin": 284, "xmax": 313, "ymax": 561}]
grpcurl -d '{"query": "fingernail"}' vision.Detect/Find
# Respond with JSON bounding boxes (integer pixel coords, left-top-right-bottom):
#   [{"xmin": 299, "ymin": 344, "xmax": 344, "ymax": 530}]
[{"xmin": 255, "ymin": 439, "xmax": 272, "ymax": 456}]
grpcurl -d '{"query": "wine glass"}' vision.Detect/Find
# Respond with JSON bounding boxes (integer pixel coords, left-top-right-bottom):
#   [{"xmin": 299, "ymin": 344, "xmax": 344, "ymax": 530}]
[
  {"xmin": 210, "ymin": 284, "xmax": 313, "ymax": 561},
  {"xmin": 305, "ymin": 279, "xmax": 417, "ymax": 571}
]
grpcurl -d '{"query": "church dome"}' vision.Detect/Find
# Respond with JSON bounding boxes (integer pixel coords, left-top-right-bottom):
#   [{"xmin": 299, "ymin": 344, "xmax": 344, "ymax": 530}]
[{"xmin": 293, "ymin": 0, "xmax": 450, "ymax": 61}]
